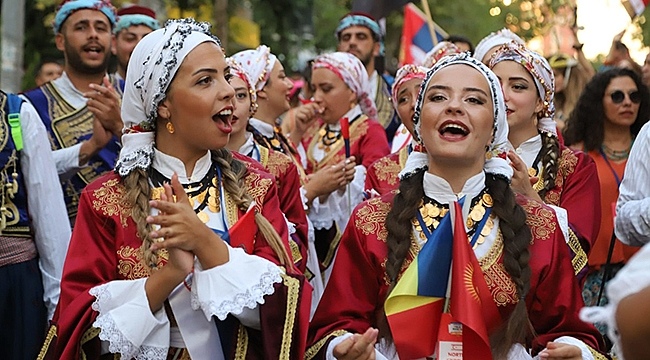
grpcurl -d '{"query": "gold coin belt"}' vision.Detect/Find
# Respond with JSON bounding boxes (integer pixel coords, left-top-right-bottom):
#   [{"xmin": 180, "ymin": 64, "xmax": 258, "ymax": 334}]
[{"xmin": 411, "ymin": 190, "xmax": 495, "ymax": 249}]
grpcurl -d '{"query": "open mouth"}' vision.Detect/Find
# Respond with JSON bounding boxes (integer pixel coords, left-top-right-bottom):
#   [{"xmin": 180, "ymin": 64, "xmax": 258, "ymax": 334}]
[
  {"xmin": 213, "ymin": 107, "xmax": 233, "ymax": 134},
  {"xmin": 438, "ymin": 120, "xmax": 469, "ymax": 140},
  {"xmin": 505, "ymin": 108, "xmax": 514, "ymax": 116},
  {"xmin": 83, "ymin": 44, "xmax": 104, "ymax": 56}
]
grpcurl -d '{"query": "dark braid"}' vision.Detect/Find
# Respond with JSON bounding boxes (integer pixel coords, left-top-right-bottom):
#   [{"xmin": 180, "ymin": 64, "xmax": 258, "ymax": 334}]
[
  {"xmin": 486, "ymin": 174, "xmax": 533, "ymax": 359},
  {"xmin": 377, "ymin": 170, "xmax": 426, "ymax": 340},
  {"xmin": 538, "ymin": 131, "xmax": 559, "ymax": 199},
  {"xmin": 385, "ymin": 170, "xmax": 426, "ymax": 283}
]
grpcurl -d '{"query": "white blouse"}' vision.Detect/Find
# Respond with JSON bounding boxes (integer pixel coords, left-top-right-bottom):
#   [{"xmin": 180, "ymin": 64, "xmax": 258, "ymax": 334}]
[{"xmin": 89, "ymin": 149, "xmax": 283, "ymax": 360}]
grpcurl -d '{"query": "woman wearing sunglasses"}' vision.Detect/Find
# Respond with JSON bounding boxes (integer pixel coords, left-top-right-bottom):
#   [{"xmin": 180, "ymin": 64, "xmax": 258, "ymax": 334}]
[
  {"xmin": 489, "ymin": 42, "xmax": 601, "ymax": 283},
  {"xmin": 564, "ymin": 68, "xmax": 649, "ymax": 314}
]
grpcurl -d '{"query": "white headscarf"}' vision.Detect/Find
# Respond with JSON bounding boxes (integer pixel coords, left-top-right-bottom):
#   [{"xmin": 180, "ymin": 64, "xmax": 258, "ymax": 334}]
[
  {"xmin": 473, "ymin": 28, "xmax": 525, "ymax": 63},
  {"xmin": 421, "ymin": 41, "xmax": 461, "ymax": 68},
  {"xmin": 490, "ymin": 41, "xmax": 557, "ymax": 136},
  {"xmin": 230, "ymin": 45, "xmax": 278, "ymax": 92},
  {"xmin": 400, "ymin": 52, "xmax": 513, "ymax": 181},
  {"xmin": 115, "ymin": 19, "xmax": 221, "ymax": 177},
  {"xmin": 312, "ymin": 52, "xmax": 378, "ymax": 121}
]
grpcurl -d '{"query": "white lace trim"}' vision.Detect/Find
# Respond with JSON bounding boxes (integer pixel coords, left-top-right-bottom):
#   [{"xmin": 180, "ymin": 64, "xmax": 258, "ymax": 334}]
[
  {"xmin": 191, "ymin": 263, "xmax": 282, "ymax": 320},
  {"xmin": 90, "ymin": 285, "xmax": 168, "ymax": 360}
]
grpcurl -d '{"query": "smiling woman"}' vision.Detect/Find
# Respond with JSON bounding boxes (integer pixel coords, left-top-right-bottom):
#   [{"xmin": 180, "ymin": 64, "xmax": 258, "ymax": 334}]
[
  {"xmin": 307, "ymin": 53, "xmax": 606, "ymax": 360},
  {"xmin": 39, "ymin": 18, "xmax": 310, "ymax": 360}
]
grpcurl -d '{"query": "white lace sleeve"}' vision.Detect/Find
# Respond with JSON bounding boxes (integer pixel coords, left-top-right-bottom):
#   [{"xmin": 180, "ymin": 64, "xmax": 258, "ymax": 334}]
[
  {"xmin": 308, "ymin": 165, "xmax": 366, "ymax": 230},
  {"xmin": 190, "ymin": 245, "xmax": 282, "ymax": 322},
  {"xmin": 89, "ymin": 278, "xmax": 170, "ymax": 360}
]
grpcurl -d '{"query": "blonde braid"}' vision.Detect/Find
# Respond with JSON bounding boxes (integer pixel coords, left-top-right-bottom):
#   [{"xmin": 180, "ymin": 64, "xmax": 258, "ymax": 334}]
[
  {"xmin": 123, "ymin": 169, "xmax": 156, "ymax": 268},
  {"xmin": 211, "ymin": 149, "xmax": 292, "ymax": 266}
]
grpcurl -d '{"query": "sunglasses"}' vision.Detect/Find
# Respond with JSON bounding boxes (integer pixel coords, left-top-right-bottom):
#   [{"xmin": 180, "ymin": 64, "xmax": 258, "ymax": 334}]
[{"xmin": 610, "ymin": 90, "xmax": 642, "ymax": 104}]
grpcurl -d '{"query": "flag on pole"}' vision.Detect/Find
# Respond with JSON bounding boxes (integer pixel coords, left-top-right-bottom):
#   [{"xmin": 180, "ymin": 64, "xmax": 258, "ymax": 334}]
[
  {"xmin": 622, "ymin": 0, "xmax": 649, "ymax": 18},
  {"xmin": 399, "ymin": 3, "xmax": 448, "ymax": 66},
  {"xmin": 449, "ymin": 202, "xmax": 499, "ymax": 360},
  {"xmin": 384, "ymin": 207, "xmax": 454, "ymax": 359}
]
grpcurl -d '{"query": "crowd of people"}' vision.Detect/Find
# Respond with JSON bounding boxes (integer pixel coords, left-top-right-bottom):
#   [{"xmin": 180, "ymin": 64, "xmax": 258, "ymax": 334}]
[{"xmin": 3, "ymin": 0, "xmax": 650, "ymax": 359}]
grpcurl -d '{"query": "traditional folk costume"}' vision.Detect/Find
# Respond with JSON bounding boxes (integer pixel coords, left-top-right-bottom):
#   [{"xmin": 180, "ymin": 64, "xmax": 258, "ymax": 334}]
[
  {"xmin": 0, "ymin": 92, "xmax": 71, "ymax": 360},
  {"xmin": 335, "ymin": 13, "xmax": 399, "ymax": 143},
  {"xmin": 230, "ymin": 46, "xmax": 307, "ymax": 182},
  {"xmin": 298, "ymin": 52, "xmax": 390, "ymax": 283},
  {"xmin": 308, "ymin": 54, "xmax": 606, "ymax": 360},
  {"xmin": 21, "ymin": 1, "xmax": 122, "ymax": 224},
  {"xmin": 38, "ymin": 21, "xmax": 310, "ymax": 360},
  {"xmin": 23, "ymin": 72, "xmax": 123, "ymax": 223},
  {"xmin": 365, "ymin": 65, "xmax": 427, "ymax": 196},
  {"xmin": 490, "ymin": 43, "xmax": 600, "ymax": 280},
  {"xmin": 227, "ymin": 54, "xmax": 323, "ymax": 316}
]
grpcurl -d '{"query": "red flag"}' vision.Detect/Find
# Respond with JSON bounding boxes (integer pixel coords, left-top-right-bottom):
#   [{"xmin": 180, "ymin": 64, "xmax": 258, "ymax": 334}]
[
  {"xmin": 340, "ymin": 117, "xmax": 351, "ymax": 158},
  {"xmin": 449, "ymin": 202, "xmax": 499, "ymax": 359},
  {"xmin": 229, "ymin": 202, "xmax": 257, "ymax": 254}
]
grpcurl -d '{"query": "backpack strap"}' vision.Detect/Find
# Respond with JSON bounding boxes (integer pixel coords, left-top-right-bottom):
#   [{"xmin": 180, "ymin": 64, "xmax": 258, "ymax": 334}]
[{"xmin": 6, "ymin": 93, "xmax": 24, "ymax": 151}]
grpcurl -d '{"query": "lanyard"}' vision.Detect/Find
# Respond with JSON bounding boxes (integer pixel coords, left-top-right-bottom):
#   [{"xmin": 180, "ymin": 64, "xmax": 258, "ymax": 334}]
[{"xmin": 598, "ymin": 148, "xmax": 623, "ymax": 188}]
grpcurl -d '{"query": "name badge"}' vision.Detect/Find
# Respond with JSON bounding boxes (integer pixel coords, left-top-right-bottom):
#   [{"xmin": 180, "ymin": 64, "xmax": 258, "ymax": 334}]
[{"xmin": 435, "ymin": 313, "xmax": 463, "ymax": 360}]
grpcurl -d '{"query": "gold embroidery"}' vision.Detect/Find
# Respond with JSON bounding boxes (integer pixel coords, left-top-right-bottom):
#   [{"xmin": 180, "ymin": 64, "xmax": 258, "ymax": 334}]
[
  {"xmin": 373, "ymin": 156, "xmax": 401, "ymax": 185},
  {"xmin": 289, "ymin": 238, "xmax": 302, "ymax": 264},
  {"xmin": 483, "ymin": 262, "xmax": 518, "ymax": 307},
  {"xmin": 478, "ymin": 228, "xmax": 504, "ymax": 271},
  {"xmin": 305, "ymin": 330, "xmax": 349, "ymax": 360},
  {"xmin": 79, "ymin": 326, "xmax": 101, "ymax": 360},
  {"xmin": 265, "ymin": 150, "xmax": 292, "ymax": 177},
  {"xmin": 520, "ymin": 199, "xmax": 556, "ymax": 242},
  {"xmin": 280, "ymin": 272, "xmax": 300, "ymax": 359},
  {"xmin": 91, "ymin": 178, "xmax": 132, "ymax": 228},
  {"xmin": 234, "ymin": 324, "xmax": 249, "ymax": 360},
  {"xmin": 568, "ymin": 228, "xmax": 588, "ymax": 275},
  {"xmin": 587, "ymin": 345, "xmax": 608, "ymax": 360},
  {"xmin": 322, "ymin": 223, "xmax": 342, "ymax": 269},
  {"xmin": 117, "ymin": 246, "xmax": 150, "ymax": 279},
  {"xmin": 544, "ymin": 148, "xmax": 579, "ymax": 206},
  {"xmin": 244, "ymin": 172, "xmax": 272, "ymax": 214},
  {"xmin": 354, "ymin": 198, "xmax": 391, "ymax": 242},
  {"xmin": 36, "ymin": 325, "xmax": 57, "ymax": 360}
]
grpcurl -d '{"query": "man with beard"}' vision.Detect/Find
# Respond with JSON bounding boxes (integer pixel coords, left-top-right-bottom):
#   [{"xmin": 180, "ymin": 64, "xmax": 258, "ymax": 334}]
[
  {"xmin": 23, "ymin": 0, "xmax": 123, "ymax": 225},
  {"xmin": 335, "ymin": 12, "xmax": 399, "ymax": 143},
  {"xmin": 111, "ymin": 5, "xmax": 159, "ymax": 81}
]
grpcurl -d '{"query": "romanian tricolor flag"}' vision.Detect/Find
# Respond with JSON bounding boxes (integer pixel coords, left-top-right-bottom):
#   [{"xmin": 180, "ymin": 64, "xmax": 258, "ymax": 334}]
[
  {"xmin": 385, "ymin": 206, "xmax": 454, "ymax": 359},
  {"xmin": 622, "ymin": 0, "xmax": 649, "ymax": 18},
  {"xmin": 399, "ymin": 3, "xmax": 448, "ymax": 66},
  {"xmin": 386, "ymin": 201, "xmax": 500, "ymax": 359}
]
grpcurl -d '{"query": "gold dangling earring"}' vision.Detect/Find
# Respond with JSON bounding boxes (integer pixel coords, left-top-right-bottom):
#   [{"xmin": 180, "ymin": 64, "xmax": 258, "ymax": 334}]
[{"xmin": 166, "ymin": 121, "xmax": 175, "ymax": 134}]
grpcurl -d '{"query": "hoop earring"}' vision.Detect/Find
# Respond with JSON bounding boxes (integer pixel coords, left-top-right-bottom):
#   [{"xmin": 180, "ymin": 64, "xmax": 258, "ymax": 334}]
[{"xmin": 166, "ymin": 121, "xmax": 175, "ymax": 134}]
